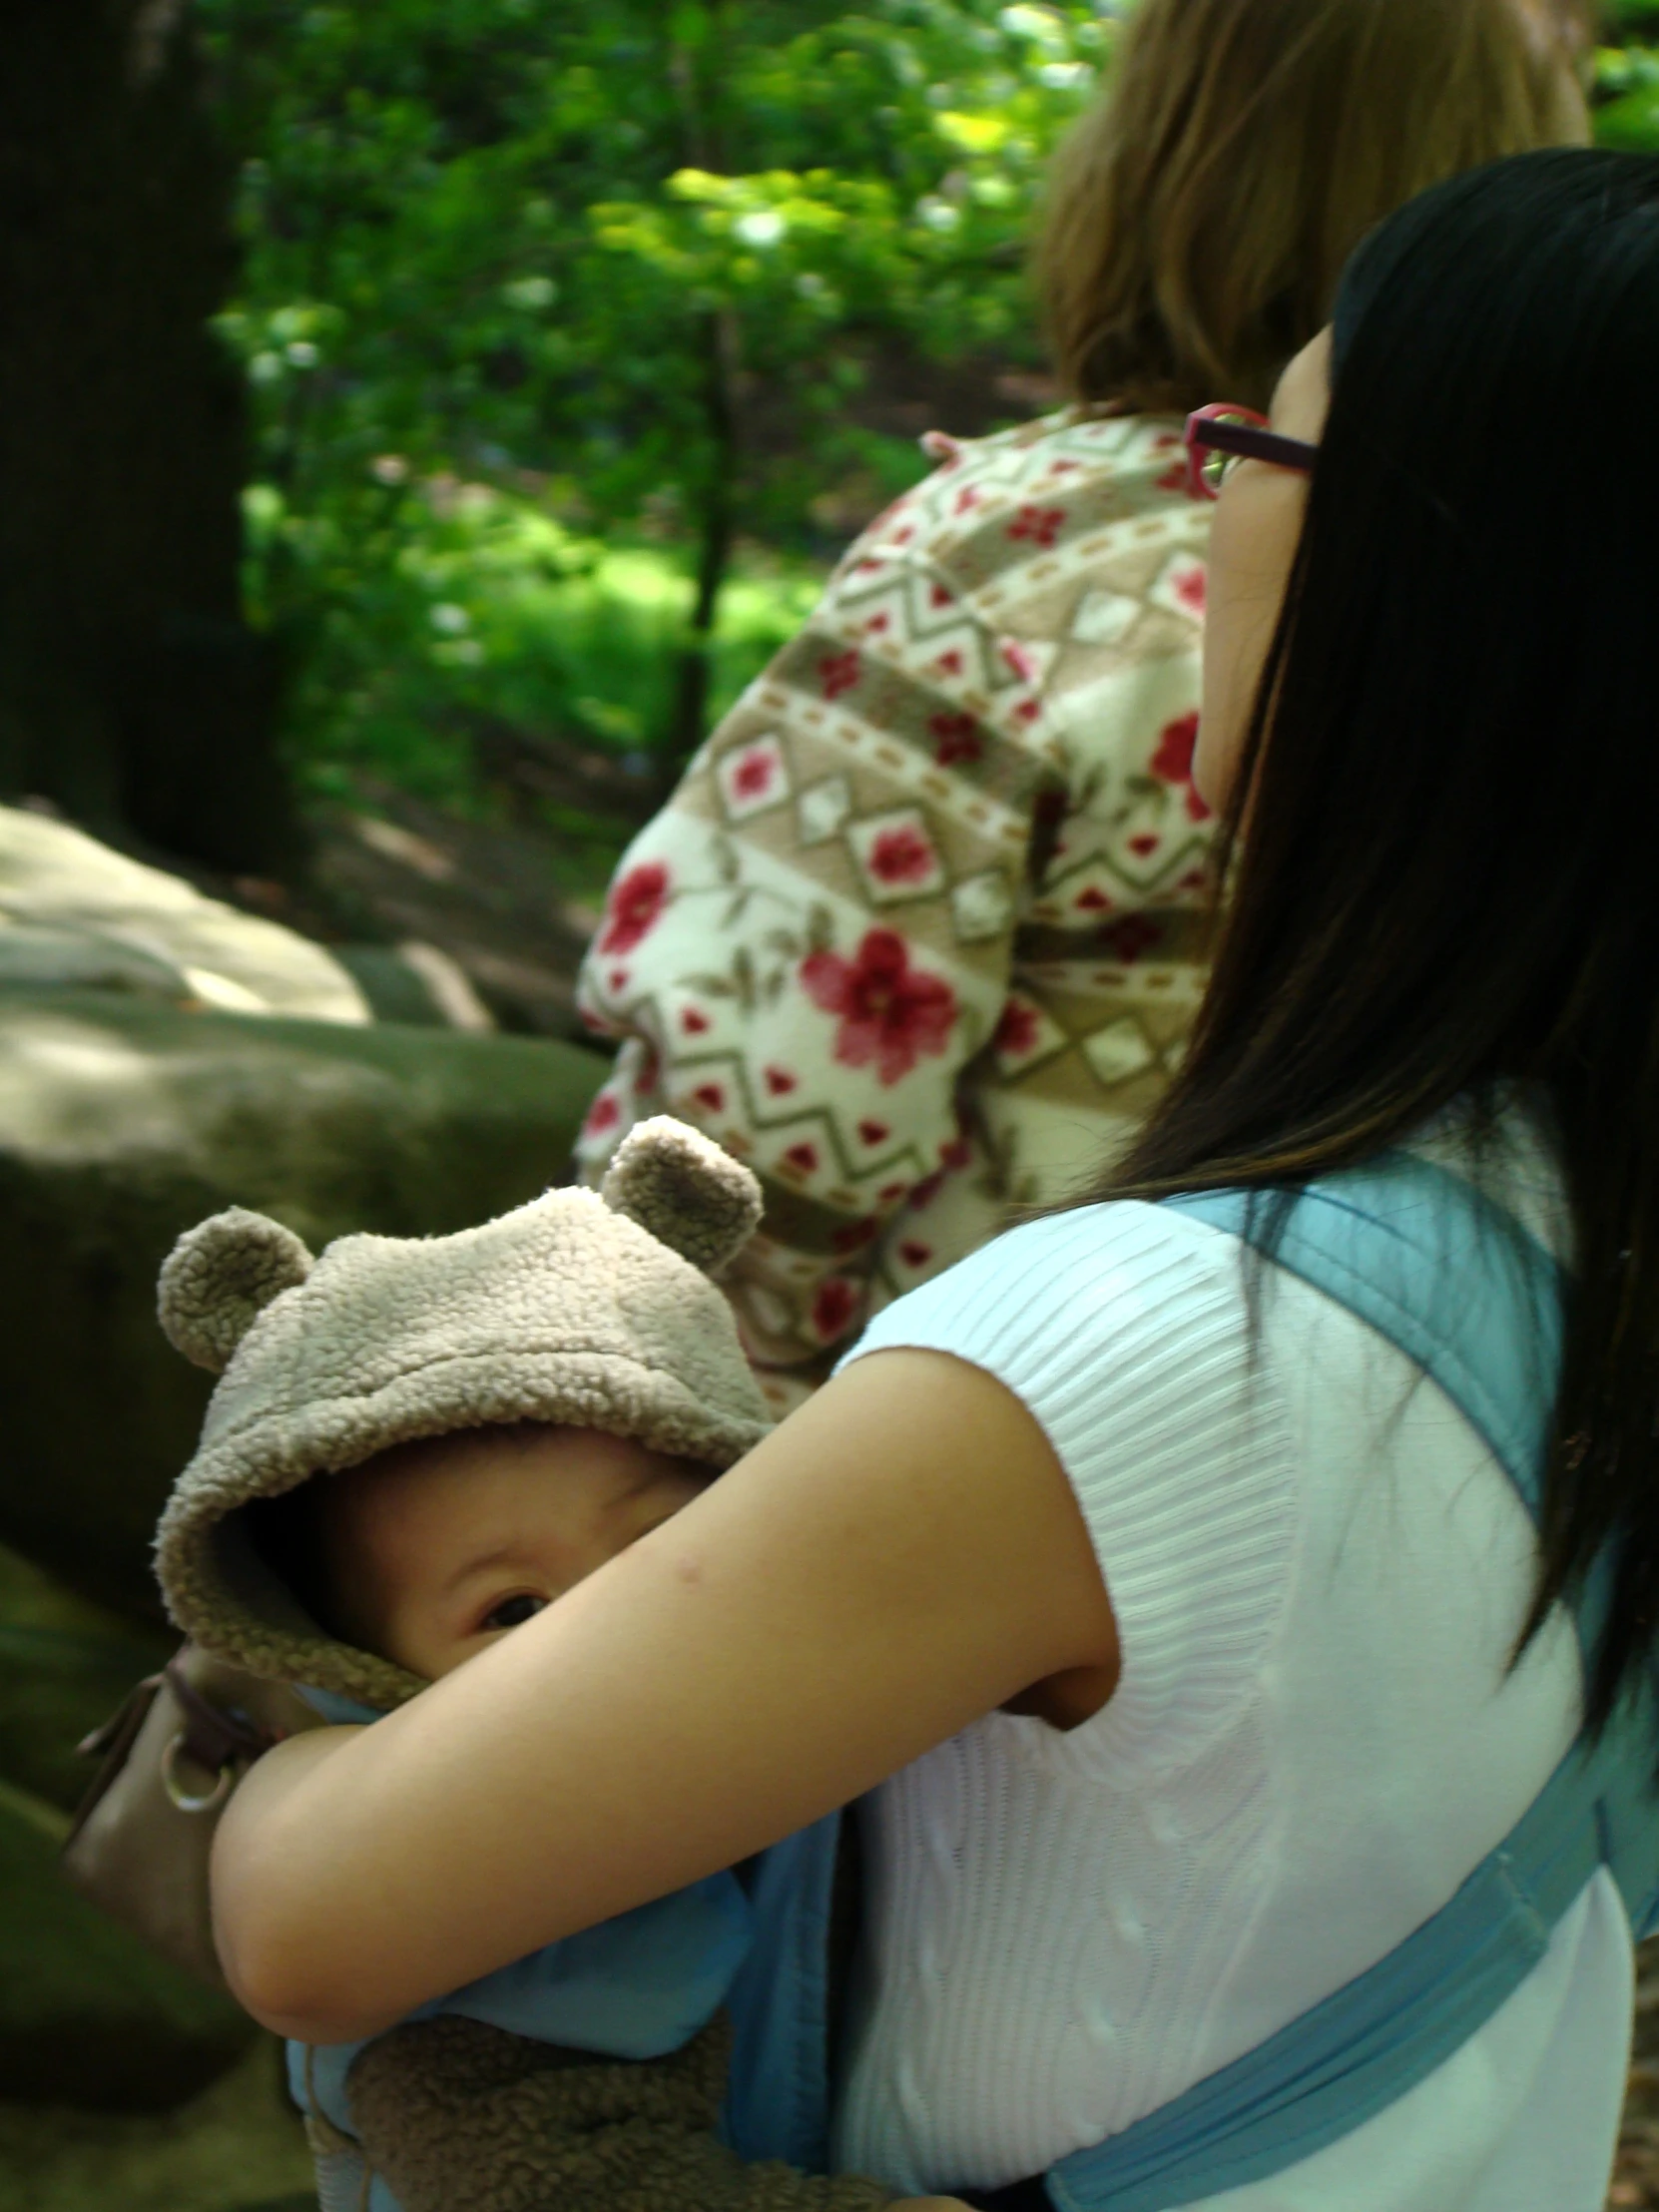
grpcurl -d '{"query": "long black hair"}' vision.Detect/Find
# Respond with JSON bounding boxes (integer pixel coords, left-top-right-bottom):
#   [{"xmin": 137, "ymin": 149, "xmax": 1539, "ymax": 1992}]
[{"xmin": 1098, "ymin": 149, "xmax": 1659, "ymax": 1731}]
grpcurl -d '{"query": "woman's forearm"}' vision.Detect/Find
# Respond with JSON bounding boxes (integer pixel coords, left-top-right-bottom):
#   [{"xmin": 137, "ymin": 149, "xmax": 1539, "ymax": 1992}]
[{"xmin": 211, "ymin": 1349, "xmax": 1118, "ymax": 2043}]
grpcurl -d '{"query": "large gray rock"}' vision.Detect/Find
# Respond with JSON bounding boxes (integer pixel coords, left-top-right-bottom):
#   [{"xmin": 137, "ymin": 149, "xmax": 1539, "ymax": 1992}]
[
  {"xmin": 0, "ymin": 806, "xmax": 370, "ymax": 1023},
  {"xmin": 0, "ymin": 991, "xmax": 605, "ymax": 1621}
]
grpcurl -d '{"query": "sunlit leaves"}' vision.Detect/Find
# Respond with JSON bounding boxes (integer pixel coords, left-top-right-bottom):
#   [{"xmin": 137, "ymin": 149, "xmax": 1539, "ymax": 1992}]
[{"xmin": 195, "ymin": 0, "xmax": 1113, "ymax": 780}]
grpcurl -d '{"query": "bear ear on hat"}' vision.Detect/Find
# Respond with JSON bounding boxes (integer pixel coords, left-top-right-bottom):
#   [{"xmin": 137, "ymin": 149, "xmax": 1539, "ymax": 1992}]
[
  {"xmin": 600, "ymin": 1116, "xmax": 763, "ymax": 1275},
  {"xmin": 157, "ymin": 1207, "xmax": 315, "ymax": 1373}
]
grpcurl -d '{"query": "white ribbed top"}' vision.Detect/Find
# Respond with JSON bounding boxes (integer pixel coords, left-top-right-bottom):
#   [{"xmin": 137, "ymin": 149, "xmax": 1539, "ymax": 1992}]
[{"xmin": 830, "ymin": 1195, "xmax": 1630, "ymax": 2211}]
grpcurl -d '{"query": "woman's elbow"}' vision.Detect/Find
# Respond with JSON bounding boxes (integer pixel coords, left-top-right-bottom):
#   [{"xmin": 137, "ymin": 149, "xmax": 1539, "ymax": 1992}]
[
  {"xmin": 213, "ymin": 1879, "xmax": 394, "ymax": 2044},
  {"xmin": 210, "ymin": 1743, "xmax": 401, "ymax": 2042}
]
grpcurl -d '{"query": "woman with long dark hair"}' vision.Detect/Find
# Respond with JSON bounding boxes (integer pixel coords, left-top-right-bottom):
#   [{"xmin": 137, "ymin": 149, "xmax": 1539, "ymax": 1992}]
[{"xmin": 213, "ymin": 151, "xmax": 1659, "ymax": 2212}]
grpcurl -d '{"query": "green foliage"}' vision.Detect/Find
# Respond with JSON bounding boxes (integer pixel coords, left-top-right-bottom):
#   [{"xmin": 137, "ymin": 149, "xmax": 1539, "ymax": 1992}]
[
  {"xmin": 1596, "ymin": 0, "xmax": 1659, "ymax": 152},
  {"xmin": 197, "ymin": 0, "xmax": 1115, "ymax": 806}
]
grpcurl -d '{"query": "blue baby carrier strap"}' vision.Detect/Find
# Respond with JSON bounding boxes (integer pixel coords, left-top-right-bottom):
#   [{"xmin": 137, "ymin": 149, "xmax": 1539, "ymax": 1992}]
[
  {"xmin": 720, "ymin": 1810, "xmax": 844, "ymax": 2170},
  {"xmin": 1025, "ymin": 1150, "xmax": 1659, "ymax": 2211}
]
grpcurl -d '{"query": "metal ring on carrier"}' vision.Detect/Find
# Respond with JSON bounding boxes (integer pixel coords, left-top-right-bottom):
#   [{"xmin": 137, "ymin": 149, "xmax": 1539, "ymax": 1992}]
[{"xmin": 160, "ymin": 1730, "xmax": 236, "ymax": 1814}]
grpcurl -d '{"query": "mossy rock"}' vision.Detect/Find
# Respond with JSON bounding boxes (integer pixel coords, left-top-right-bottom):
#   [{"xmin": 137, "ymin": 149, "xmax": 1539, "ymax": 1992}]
[
  {"xmin": 0, "ymin": 991, "xmax": 606, "ymax": 1622},
  {"xmin": 0, "ymin": 1782, "xmax": 255, "ymax": 2110},
  {"xmin": 0, "ymin": 1545, "xmax": 169, "ymax": 1811}
]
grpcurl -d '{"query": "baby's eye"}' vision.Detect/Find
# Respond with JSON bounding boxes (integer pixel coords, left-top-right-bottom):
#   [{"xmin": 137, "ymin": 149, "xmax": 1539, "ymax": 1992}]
[{"xmin": 480, "ymin": 1593, "xmax": 548, "ymax": 1633}]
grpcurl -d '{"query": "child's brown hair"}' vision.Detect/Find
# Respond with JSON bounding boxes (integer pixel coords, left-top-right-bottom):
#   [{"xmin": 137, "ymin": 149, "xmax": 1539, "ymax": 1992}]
[{"xmin": 1039, "ymin": 0, "xmax": 1594, "ymax": 413}]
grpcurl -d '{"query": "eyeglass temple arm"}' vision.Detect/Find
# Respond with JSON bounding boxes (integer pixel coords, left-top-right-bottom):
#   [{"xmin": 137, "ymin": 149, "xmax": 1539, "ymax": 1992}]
[{"xmin": 1194, "ymin": 418, "xmax": 1319, "ymax": 472}]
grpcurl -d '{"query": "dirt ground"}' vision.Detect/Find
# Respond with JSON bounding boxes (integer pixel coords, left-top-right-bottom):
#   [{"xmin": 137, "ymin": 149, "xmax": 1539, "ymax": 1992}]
[{"xmin": 214, "ymin": 761, "xmax": 653, "ymax": 1043}]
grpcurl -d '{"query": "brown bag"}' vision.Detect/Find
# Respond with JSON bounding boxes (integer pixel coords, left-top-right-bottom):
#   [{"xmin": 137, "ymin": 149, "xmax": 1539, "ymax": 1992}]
[{"xmin": 61, "ymin": 1642, "xmax": 325, "ymax": 1990}]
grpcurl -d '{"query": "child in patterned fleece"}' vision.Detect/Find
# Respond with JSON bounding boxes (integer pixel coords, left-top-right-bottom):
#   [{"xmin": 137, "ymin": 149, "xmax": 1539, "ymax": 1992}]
[{"xmin": 572, "ymin": 0, "xmax": 1592, "ymax": 1411}]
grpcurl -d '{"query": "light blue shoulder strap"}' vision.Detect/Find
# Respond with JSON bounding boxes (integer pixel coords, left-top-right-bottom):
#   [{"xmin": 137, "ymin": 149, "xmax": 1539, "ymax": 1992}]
[{"xmin": 1034, "ymin": 1151, "xmax": 1659, "ymax": 2212}]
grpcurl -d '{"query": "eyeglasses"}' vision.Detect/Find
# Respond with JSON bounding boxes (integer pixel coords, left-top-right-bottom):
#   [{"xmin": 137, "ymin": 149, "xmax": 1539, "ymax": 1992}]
[{"xmin": 1184, "ymin": 403, "xmax": 1319, "ymax": 501}]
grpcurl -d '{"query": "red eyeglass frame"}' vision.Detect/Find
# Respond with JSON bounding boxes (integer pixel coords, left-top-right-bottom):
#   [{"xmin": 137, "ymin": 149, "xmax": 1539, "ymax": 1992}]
[{"xmin": 1184, "ymin": 403, "xmax": 1319, "ymax": 502}]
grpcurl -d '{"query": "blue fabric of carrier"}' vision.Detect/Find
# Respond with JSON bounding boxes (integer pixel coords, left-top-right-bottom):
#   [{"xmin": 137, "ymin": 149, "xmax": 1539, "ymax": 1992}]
[
  {"xmin": 721, "ymin": 1151, "xmax": 1659, "ymax": 2208},
  {"xmin": 720, "ymin": 1810, "xmax": 844, "ymax": 2169}
]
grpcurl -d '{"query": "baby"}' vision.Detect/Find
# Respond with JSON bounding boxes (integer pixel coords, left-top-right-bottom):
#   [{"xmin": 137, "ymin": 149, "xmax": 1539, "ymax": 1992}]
[{"xmin": 150, "ymin": 1118, "xmax": 917, "ymax": 2212}]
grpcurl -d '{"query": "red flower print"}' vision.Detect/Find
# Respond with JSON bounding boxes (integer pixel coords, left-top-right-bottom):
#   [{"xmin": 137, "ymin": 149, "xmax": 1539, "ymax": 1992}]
[
  {"xmin": 1075, "ymin": 886, "xmax": 1113, "ymax": 913},
  {"xmin": 681, "ymin": 1006, "xmax": 710, "ymax": 1034},
  {"xmin": 1128, "ymin": 832, "xmax": 1160, "ymax": 857},
  {"xmin": 607, "ymin": 966, "xmax": 630, "ymax": 993},
  {"xmin": 891, "ymin": 525, "xmax": 914, "ymax": 547},
  {"xmin": 899, "ymin": 1241, "xmax": 932, "ymax": 1269},
  {"xmin": 857, "ymin": 1119, "xmax": 890, "ymax": 1146},
  {"xmin": 1157, "ymin": 464, "xmax": 1189, "ymax": 495},
  {"xmin": 833, "ymin": 1220, "xmax": 878, "ymax": 1255},
  {"xmin": 1153, "ymin": 432, "xmax": 1181, "ymax": 450},
  {"xmin": 930, "ymin": 648, "xmax": 964, "ymax": 678},
  {"xmin": 954, "ymin": 486, "xmax": 981, "ymax": 515},
  {"xmin": 800, "ymin": 929, "xmax": 958, "ymax": 1087},
  {"xmin": 583, "ymin": 1090, "xmax": 621, "ymax": 1137},
  {"xmin": 1150, "ymin": 713, "xmax": 1200, "ymax": 785},
  {"xmin": 784, "ymin": 1141, "xmax": 819, "ymax": 1174},
  {"xmin": 907, "ymin": 1171, "xmax": 944, "ymax": 1209},
  {"xmin": 598, "ymin": 861, "xmax": 670, "ymax": 956},
  {"xmin": 1015, "ymin": 699, "xmax": 1042, "ymax": 725},
  {"xmin": 1149, "ymin": 712, "xmax": 1214, "ymax": 821},
  {"xmin": 1102, "ymin": 916, "xmax": 1162, "ymax": 964},
  {"xmin": 877, "ymin": 1180, "xmax": 908, "ymax": 1204},
  {"xmin": 867, "ymin": 825, "xmax": 936, "ymax": 887},
  {"xmin": 1172, "ymin": 564, "xmax": 1207, "ymax": 617},
  {"xmin": 692, "ymin": 1082, "xmax": 726, "ymax": 1113},
  {"xmin": 813, "ymin": 1277, "xmax": 860, "ymax": 1342},
  {"xmin": 939, "ymin": 1134, "xmax": 974, "ymax": 1171},
  {"xmin": 731, "ymin": 749, "xmax": 776, "ymax": 801},
  {"xmin": 929, "ymin": 713, "xmax": 981, "ymax": 768},
  {"xmin": 820, "ymin": 650, "xmax": 861, "ymax": 701},
  {"xmin": 929, "ymin": 583, "xmax": 953, "ymax": 609},
  {"xmin": 995, "ymin": 1000, "xmax": 1040, "ymax": 1057},
  {"xmin": 1001, "ymin": 641, "xmax": 1036, "ymax": 684},
  {"xmin": 763, "ymin": 1066, "xmax": 798, "ymax": 1096},
  {"xmin": 1007, "ymin": 505, "xmax": 1065, "ymax": 550},
  {"xmin": 864, "ymin": 612, "xmax": 891, "ymax": 635}
]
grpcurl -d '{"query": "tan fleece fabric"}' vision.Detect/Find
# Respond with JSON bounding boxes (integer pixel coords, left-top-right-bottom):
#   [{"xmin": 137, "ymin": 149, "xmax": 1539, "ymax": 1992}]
[
  {"xmin": 345, "ymin": 2011, "xmax": 897, "ymax": 2212},
  {"xmin": 153, "ymin": 1117, "xmax": 772, "ymax": 1708}
]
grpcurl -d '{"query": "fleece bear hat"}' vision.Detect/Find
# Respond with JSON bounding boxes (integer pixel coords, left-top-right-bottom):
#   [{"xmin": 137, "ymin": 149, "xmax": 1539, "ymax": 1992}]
[{"xmin": 153, "ymin": 1117, "xmax": 770, "ymax": 1710}]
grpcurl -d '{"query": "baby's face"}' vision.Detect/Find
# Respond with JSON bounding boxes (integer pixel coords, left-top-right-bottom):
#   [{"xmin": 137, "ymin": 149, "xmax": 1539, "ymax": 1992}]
[{"xmin": 319, "ymin": 1425, "xmax": 709, "ymax": 1681}]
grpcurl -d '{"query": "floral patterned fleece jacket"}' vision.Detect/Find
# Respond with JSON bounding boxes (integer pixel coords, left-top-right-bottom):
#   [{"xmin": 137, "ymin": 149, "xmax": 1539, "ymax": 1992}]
[{"xmin": 575, "ymin": 410, "xmax": 1216, "ymax": 1411}]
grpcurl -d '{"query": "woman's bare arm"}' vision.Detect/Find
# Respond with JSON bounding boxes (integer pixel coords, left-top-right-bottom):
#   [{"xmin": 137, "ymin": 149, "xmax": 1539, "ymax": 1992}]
[{"xmin": 212, "ymin": 1348, "xmax": 1119, "ymax": 2043}]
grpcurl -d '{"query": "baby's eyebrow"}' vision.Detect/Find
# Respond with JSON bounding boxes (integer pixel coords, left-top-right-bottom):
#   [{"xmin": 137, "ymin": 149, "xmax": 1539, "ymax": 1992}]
[{"xmin": 439, "ymin": 1541, "xmax": 528, "ymax": 1597}]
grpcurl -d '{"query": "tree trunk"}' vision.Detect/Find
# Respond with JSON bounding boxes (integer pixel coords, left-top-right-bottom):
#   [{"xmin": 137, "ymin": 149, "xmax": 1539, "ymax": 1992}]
[
  {"xmin": 663, "ymin": 1, "xmax": 739, "ymax": 779},
  {"xmin": 0, "ymin": 0, "xmax": 294, "ymax": 871},
  {"xmin": 664, "ymin": 309, "xmax": 739, "ymax": 778}
]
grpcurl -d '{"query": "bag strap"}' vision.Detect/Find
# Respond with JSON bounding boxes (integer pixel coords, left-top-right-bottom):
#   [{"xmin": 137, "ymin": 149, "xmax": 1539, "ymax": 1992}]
[
  {"xmin": 163, "ymin": 1652, "xmax": 280, "ymax": 1774},
  {"xmin": 1029, "ymin": 1152, "xmax": 1659, "ymax": 2211}
]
